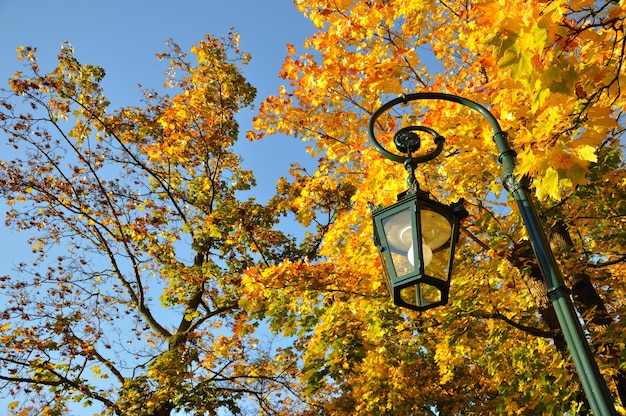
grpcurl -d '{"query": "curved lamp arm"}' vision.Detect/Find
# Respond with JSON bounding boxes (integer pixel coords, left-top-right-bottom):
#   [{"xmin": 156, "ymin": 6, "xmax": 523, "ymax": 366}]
[
  {"xmin": 367, "ymin": 92, "xmax": 616, "ymax": 416},
  {"xmin": 367, "ymin": 92, "xmax": 515, "ymax": 171}
]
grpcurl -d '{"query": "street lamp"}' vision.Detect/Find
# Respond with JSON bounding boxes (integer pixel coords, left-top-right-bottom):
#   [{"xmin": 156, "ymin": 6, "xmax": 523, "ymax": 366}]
[
  {"xmin": 367, "ymin": 92, "xmax": 616, "ymax": 416},
  {"xmin": 369, "ymin": 126, "xmax": 468, "ymax": 312}
]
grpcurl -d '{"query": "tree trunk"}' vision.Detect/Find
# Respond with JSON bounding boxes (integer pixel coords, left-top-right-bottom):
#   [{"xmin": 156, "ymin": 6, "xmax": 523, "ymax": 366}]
[
  {"xmin": 510, "ymin": 242, "xmax": 567, "ymax": 352},
  {"xmin": 509, "ymin": 240, "xmax": 594, "ymax": 413},
  {"xmin": 151, "ymin": 403, "xmax": 174, "ymax": 416},
  {"xmin": 548, "ymin": 220, "xmax": 626, "ymax": 406},
  {"xmin": 548, "ymin": 221, "xmax": 613, "ymax": 326}
]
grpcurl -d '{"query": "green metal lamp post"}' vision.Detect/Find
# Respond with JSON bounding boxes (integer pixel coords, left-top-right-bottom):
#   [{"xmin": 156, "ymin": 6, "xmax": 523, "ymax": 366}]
[
  {"xmin": 368, "ymin": 125, "xmax": 468, "ymax": 312},
  {"xmin": 367, "ymin": 92, "xmax": 616, "ymax": 415}
]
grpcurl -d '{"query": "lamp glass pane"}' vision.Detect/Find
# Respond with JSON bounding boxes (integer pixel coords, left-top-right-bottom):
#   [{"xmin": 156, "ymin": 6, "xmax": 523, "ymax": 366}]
[
  {"xmin": 381, "ymin": 207, "xmax": 415, "ymax": 276},
  {"xmin": 400, "ymin": 283, "xmax": 442, "ymax": 308},
  {"xmin": 422, "ymin": 209, "xmax": 454, "ymax": 281},
  {"xmin": 424, "ymin": 241, "xmax": 452, "ymax": 280},
  {"xmin": 421, "ymin": 210, "xmax": 452, "ymax": 250},
  {"xmin": 382, "ymin": 206, "xmax": 454, "ymax": 281}
]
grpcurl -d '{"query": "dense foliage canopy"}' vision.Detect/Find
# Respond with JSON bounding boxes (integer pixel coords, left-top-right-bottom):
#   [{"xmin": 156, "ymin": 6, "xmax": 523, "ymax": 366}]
[
  {"xmin": 251, "ymin": 0, "xmax": 626, "ymax": 414},
  {"xmin": 0, "ymin": 0, "xmax": 625, "ymax": 415}
]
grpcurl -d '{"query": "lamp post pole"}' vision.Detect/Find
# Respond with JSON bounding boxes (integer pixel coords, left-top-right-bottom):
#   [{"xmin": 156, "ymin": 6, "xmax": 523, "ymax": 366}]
[{"xmin": 367, "ymin": 92, "xmax": 616, "ymax": 415}]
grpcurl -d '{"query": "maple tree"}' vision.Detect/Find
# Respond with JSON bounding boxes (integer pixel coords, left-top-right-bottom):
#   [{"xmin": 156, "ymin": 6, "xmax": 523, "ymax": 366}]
[
  {"xmin": 0, "ymin": 34, "xmax": 310, "ymax": 415},
  {"xmin": 248, "ymin": 0, "xmax": 626, "ymax": 414}
]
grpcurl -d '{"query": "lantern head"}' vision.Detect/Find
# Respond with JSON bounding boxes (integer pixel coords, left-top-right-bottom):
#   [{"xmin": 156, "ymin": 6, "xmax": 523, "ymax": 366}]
[{"xmin": 370, "ymin": 188, "xmax": 468, "ymax": 311}]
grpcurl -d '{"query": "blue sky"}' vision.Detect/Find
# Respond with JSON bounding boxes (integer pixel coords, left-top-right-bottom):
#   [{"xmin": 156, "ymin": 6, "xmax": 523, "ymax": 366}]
[
  {"xmin": 0, "ymin": 0, "xmax": 315, "ymax": 413},
  {"xmin": 0, "ymin": 0, "xmax": 316, "ymax": 188}
]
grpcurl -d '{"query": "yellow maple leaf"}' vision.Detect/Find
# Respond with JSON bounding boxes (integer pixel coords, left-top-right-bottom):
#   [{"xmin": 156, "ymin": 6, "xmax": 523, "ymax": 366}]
[
  {"xmin": 572, "ymin": 144, "xmax": 598, "ymax": 163},
  {"xmin": 535, "ymin": 167, "xmax": 560, "ymax": 201}
]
